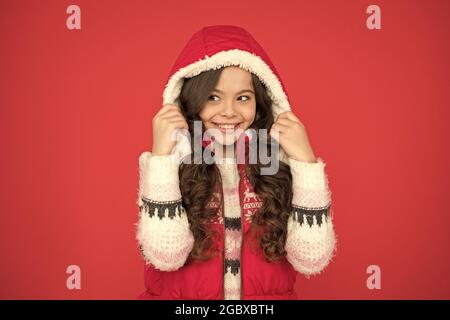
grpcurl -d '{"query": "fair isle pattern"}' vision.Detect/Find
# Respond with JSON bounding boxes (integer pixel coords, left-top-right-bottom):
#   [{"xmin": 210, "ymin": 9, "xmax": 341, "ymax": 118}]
[
  {"xmin": 139, "ymin": 197, "xmax": 184, "ymax": 220},
  {"xmin": 224, "ymin": 218, "xmax": 241, "ymax": 276},
  {"xmin": 217, "ymin": 161, "xmax": 243, "ymax": 300},
  {"xmin": 291, "ymin": 204, "xmax": 331, "ymax": 227},
  {"xmin": 207, "ymin": 189, "xmax": 224, "ymax": 225},
  {"xmin": 238, "ymin": 163, "xmax": 263, "ymax": 225}
]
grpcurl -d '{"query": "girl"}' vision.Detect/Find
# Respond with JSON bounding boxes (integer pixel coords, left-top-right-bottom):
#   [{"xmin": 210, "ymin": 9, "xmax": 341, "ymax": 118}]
[{"xmin": 136, "ymin": 25, "xmax": 336, "ymax": 300}]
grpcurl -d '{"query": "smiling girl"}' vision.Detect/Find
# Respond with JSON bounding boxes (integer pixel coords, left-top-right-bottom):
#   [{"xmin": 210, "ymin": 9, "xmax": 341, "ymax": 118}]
[{"xmin": 136, "ymin": 25, "xmax": 336, "ymax": 300}]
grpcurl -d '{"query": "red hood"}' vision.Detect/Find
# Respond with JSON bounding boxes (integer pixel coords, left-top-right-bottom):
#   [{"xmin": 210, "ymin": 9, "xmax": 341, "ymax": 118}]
[{"xmin": 162, "ymin": 25, "xmax": 291, "ymax": 163}]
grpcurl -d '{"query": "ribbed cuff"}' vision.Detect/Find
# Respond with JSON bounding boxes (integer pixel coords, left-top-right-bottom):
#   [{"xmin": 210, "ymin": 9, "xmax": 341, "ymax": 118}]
[
  {"xmin": 139, "ymin": 151, "xmax": 180, "ymax": 185},
  {"xmin": 289, "ymin": 156, "xmax": 327, "ymax": 190}
]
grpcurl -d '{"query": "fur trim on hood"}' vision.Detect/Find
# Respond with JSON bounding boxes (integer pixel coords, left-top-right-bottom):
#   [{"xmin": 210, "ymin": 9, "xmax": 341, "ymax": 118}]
[{"xmin": 162, "ymin": 25, "xmax": 292, "ymax": 163}]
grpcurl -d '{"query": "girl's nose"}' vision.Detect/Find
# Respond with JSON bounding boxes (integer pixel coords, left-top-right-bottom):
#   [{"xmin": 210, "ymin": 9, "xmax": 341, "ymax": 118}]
[{"xmin": 220, "ymin": 100, "xmax": 238, "ymax": 117}]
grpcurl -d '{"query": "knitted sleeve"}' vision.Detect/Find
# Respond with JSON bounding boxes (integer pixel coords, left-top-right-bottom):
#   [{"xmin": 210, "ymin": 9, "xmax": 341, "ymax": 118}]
[
  {"xmin": 285, "ymin": 157, "xmax": 337, "ymax": 276},
  {"xmin": 136, "ymin": 151, "xmax": 194, "ymax": 271}
]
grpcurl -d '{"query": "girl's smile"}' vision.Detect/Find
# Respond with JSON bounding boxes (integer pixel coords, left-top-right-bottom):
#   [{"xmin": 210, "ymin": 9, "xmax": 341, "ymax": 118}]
[{"xmin": 212, "ymin": 122, "xmax": 243, "ymax": 133}]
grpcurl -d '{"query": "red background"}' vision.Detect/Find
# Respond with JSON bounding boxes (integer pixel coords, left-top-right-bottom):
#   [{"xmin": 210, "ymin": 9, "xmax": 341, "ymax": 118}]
[{"xmin": 1, "ymin": 0, "xmax": 449, "ymax": 299}]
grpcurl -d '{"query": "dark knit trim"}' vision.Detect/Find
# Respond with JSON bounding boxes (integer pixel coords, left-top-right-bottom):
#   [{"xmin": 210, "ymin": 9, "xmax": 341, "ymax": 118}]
[
  {"xmin": 224, "ymin": 217, "xmax": 241, "ymax": 230},
  {"xmin": 225, "ymin": 259, "xmax": 241, "ymax": 276},
  {"xmin": 292, "ymin": 204, "xmax": 331, "ymax": 227},
  {"xmin": 139, "ymin": 197, "xmax": 183, "ymax": 219}
]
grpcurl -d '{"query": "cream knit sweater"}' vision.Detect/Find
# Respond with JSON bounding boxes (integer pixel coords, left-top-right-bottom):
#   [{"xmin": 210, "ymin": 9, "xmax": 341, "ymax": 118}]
[{"xmin": 136, "ymin": 152, "xmax": 336, "ymax": 299}]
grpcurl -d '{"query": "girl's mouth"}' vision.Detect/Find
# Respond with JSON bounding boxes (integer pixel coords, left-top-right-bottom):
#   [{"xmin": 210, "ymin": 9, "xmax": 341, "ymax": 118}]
[{"xmin": 212, "ymin": 122, "xmax": 242, "ymax": 133}]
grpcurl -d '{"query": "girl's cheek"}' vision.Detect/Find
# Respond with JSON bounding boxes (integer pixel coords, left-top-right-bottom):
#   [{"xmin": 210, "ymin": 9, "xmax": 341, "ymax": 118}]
[
  {"xmin": 198, "ymin": 105, "xmax": 216, "ymax": 123},
  {"xmin": 244, "ymin": 108, "xmax": 257, "ymax": 124}
]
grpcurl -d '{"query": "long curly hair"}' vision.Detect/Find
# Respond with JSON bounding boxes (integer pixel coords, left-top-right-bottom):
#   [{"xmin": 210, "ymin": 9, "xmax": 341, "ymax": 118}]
[{"xmin": 177, "ymin": 67, "xmax": 293, "ymax": 263}]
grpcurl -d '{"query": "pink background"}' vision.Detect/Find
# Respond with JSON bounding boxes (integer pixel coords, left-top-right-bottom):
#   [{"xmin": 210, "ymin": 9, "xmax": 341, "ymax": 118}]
[{"xmin": 1, "ymin": 0, "xmax": 449, "ymax": 299}]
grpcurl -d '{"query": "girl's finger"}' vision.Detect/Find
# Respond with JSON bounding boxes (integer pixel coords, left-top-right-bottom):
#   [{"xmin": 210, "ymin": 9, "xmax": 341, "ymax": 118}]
[
  {"xmin": 159, "ymin": 110, "xmax": 185, "ymax": 121},
  {"xmin": 156, "ymin": 104, "xmax": 181, "ymax": 117},
  {"xmin": 269, "ymin": 127, "xmax": 283, "ymax": 141},
  {"xmin": 278, "ymin": 111, "xmax": 300, "ymax": 123},
  {"xmin": 275, "ymin": 117, "xmax": 296, "ymax": 127},
  {"xmin": 168, "ymin": 119, "xmax": 189, "ymax": 129},
  {"xmin": 167, "ymin": 118, "xmax": 187, "ymax": 126},
  {"xmin": 271, "ymin": 123, "xmax": 289, "ymax": 133}
]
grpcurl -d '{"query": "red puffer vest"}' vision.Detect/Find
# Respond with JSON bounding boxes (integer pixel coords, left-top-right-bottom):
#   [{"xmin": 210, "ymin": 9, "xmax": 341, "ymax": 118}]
[{"xmin": 138, "ymin": 25, "xmax": 298, "ymax": 300}]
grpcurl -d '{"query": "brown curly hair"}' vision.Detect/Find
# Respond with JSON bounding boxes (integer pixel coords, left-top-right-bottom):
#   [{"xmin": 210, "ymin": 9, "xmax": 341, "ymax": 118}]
[{"xmin": 176, "ymin": 67, "xmax": 293, "ymax": 263}]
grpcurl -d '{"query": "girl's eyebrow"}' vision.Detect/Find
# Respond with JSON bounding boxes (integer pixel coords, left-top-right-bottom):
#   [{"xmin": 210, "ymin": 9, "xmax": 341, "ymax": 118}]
[{"xmin": 212, "ymin": 89, "xmax": 255, "ymax": 95}]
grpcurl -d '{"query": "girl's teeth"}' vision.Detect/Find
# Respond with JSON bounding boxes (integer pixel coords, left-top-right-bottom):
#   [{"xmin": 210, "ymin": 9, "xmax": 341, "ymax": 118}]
[{"xmin": 217, "ymin": 124, "xmax": 238, "ymax": 129}]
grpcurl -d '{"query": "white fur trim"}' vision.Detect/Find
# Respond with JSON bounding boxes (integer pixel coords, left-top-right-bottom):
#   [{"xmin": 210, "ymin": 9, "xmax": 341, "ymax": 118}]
[{"xmin": 163, "ymin": 49, "xmax": 291, "ymax": 119}]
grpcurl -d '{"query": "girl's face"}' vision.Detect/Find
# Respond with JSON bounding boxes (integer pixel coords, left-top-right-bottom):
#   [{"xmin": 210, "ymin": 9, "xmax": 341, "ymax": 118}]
[{"xmin": 198, "ymin": 66, "xmax": 256, "ymax": 147}]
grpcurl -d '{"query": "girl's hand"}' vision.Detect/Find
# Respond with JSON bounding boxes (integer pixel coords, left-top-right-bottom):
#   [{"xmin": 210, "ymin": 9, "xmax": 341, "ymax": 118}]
[
  {"xmin": 151, "ymin": 104, "xmax": 189, "ymax": 156},
  {"xmin": 270, "ymin": 111, "xmax": 317, "ymax": 163}
]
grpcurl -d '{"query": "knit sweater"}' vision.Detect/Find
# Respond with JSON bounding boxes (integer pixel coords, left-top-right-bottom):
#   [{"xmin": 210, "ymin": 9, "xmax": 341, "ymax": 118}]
[
  {"xmin": 218, "ymin": 159, "xmax": 244, "ymax": 300},
  {"xmin": 137, "ymin": 151, "xmax": 336, "ymax": 299}
]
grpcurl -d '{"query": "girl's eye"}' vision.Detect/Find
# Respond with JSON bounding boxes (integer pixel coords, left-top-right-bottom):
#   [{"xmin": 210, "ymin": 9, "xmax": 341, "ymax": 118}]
[
  {"xmin": 208, "ymin": 95, "xmax": 220, "ymax": 101},
  {"xmin": 238, "ymin": 95, "xmax": 250, "ymax": 101}
]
